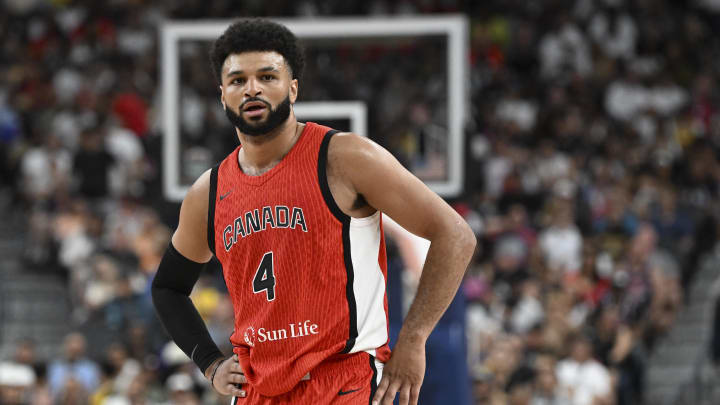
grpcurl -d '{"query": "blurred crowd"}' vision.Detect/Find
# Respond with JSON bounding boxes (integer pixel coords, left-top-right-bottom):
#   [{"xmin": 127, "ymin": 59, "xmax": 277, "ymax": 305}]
[
  {"xmin": 1, "ymin": 0, "xmax": 720, "ymax": 404},
  {"xmin": 463, "ymin": 0, "xmax": 720, "ymax": 404}
]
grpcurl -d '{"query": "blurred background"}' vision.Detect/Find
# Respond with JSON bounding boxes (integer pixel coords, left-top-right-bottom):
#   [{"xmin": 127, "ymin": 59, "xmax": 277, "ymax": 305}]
[{"xmin": 2, "ymin": 0, "xmax": 720, "ymax": 404}]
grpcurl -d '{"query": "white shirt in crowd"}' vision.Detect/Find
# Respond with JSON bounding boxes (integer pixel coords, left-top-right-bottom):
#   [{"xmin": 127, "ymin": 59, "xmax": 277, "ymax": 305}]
[
  {"xmin": 556, "ymin": 358, "xmax": 612, "ymax": 405},
  {"xmin": 539, "ymin": 225, "xmax": 583, "ymax": 273},
  {"xmin": 20, "ymin": 145, "xmax": 72, "ymax": 198}
]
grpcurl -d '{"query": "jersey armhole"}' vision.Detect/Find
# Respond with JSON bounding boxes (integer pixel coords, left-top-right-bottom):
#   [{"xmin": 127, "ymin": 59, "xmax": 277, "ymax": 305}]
[
  {"xmin": 317, "ymin": 129, "xmax": 350, "ymax": 223},
  {"xmin": 207, "ymin": 164, "xmax": 219, "ymax": 255}
]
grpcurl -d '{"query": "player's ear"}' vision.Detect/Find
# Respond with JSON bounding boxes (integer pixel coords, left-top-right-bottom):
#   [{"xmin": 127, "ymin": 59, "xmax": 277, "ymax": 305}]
[
  {"xmin": 219, "ymin": 85, "xmax": 227, "ymax": 110},
  {"xmin": 289, "ymin": 79, "xmax": 298, "ymax": 104}
]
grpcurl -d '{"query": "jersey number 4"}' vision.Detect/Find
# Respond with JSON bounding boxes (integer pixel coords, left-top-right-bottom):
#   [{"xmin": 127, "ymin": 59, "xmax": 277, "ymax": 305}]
[{"xmin": 253, "ymin": 252, "xmax": 276, "ymax": 301}]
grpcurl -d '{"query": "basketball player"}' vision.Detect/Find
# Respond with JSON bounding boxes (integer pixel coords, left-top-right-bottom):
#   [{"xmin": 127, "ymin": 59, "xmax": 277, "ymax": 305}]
[{"xmin": 152, "ymin": 19, "xmax": 476, "ymax": 405}]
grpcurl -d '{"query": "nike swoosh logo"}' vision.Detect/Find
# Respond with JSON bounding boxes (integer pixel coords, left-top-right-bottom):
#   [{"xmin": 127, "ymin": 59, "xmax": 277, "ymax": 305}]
[
  {"xmin": 219, "ymin": 190, "xmax": 233, "ymax": 201},
  {"xmin": 338, "ymin": 388, "xmax": 361, "ymax": 396}
]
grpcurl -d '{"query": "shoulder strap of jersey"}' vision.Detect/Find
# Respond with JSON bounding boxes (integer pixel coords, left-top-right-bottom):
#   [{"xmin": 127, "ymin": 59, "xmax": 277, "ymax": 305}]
[
  {"xmin": 317, "ymin": 129, "xmax": 348, "ymax": 224},
  {"xmin": 207, "ymin": 164, "xmax": 220, "ymax": 255}
]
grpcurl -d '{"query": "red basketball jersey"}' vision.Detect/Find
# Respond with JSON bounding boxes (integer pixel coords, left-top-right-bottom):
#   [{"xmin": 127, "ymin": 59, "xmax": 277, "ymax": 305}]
[{"xmin": 208, "ymin": 122, "xmax": 391, "ymax": 396}]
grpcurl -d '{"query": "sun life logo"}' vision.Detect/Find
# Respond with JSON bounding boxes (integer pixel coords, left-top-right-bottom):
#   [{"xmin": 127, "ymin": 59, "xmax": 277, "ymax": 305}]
[{"xmin": 244, "ymin": 326, "xmax": 256, "ymax": 347}]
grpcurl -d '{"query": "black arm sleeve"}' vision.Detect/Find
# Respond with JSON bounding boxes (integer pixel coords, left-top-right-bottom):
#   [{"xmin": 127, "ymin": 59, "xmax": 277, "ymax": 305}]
[{"xmin": 151, "ymin": 242, "xmax": 223, "ymax": 374}]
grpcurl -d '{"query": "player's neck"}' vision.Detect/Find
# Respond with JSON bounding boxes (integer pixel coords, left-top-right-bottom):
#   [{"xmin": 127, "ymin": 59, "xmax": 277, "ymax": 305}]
[{"xmin": 236, "ymin": 117, "xmax": 303, "ymax": 174}]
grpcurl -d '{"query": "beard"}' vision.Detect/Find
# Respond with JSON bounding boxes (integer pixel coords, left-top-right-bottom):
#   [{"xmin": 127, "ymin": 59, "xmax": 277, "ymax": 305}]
[{"xmin": 225, "ymin": 95, "xmax": 292, "ymax": 137}]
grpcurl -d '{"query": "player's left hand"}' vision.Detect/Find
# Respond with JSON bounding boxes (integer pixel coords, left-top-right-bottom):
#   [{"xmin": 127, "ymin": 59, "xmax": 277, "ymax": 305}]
[{"xmin": 372, "ymin": 334, "xmax": 426, "ymax": 405}]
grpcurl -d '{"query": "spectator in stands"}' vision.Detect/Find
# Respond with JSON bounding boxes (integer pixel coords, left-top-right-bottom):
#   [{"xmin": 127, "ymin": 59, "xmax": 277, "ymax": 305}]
[
  {"xmin": 0, "ymin": 362, "xmax": 36, "ymax": 405},
  {"xmin": 165, "ymin": 373, "xmax": 201, "ymax": 405},
  {"xmin": 587, "ymin": 1, "xmax": 638, "ymax": 61},
  {"xmin": 19, "ymin": 133, "xmax": 72, "ymax": 204},
  {"xmin": 10, "ymin": 338, "xmax": 42, "ymax": 375},
  {"xmin": 538, "ymin": 11, "xmax": 592, "ymax": 79},
  {"xmin": 47, "ymin": 332, "xmax": 100, "ymax": 400},
  {"xmin": 531, "ymin": 354, "xmax": 561, "ymax": 405},
  {"xmin": 556, "ymin": 334, "xmax": 613, "ymax": 405},
  {"xmin": 105, "ymin": 342, "xmax": 142, "ymax": 396},
  {"xmin": 73, "ymin": 127, "xmax": 115, "ymax": 199},
  {"xmin": 539, "ymin": 198, "xmax": 583, "ymax": 276}
]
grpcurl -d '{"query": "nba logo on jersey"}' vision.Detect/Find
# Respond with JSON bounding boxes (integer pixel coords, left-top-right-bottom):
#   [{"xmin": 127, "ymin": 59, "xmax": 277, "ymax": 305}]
[{"xmin": 244, "ymin": 326, "xmax": 256, "ymax": 347}]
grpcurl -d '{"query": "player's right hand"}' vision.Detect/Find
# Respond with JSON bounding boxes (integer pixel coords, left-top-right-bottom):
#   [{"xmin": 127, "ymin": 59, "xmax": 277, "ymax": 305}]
[
  {"xmin": 372, "ymin": 334, "xmax": 426, "ymax": 405},
  {"xmin": 212, "ymin": 354, "xmax": 247, "ymax": 397}
]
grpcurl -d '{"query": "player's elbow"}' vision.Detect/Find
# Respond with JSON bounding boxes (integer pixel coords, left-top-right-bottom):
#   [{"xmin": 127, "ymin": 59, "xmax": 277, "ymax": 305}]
[
  {"xmin": 150, "ymin": 275, "xmax": 183, "ymax": 309},
  {"xmin": 458, "ymin": 222, "xmax": 477, "ymax": 257},
  {"xmin": 436, "ymin": 215, "xmax": 476, "ymax": 252}
]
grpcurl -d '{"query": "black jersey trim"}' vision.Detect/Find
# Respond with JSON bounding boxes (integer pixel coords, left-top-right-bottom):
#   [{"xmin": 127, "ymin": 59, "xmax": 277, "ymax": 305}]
[
  {"xmin": 340, "ymin": 220, "xmax": 358, "ymax": 353},
  {"xmin": 318, "ymin": 129, "xmax": 358, "ymax": 353},
  {"xmin": 207, "ymin": 164, "xmax": 219, "ymax": 256},
  {"xmin": 368, "ymin": 354, "xmax": 378, "ymax": 405},
  {"xmin": 318, "ymin": 129, "xmax": 346, "ymax": 222}
]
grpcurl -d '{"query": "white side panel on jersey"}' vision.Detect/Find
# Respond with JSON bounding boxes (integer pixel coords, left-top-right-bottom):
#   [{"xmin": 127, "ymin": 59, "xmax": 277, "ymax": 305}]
[{"xmin": 348, "ymin": 211, "xmax": 389, "ymax": 354}]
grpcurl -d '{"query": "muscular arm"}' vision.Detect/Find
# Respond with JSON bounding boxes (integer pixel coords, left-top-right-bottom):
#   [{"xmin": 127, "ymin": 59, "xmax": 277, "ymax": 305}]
[
  {"xmin": 329, "ymin": 134, "xmax": 476, "ymax": 404},
  {"xmin": 172, "ymin": 170, "xmax": 213, "ymax": 263},
  {"xmin": 330, "ymin": 133, "xmax": 476, "ymax": 342},
  {"xmin": 151, "ymin": 170, "xmax": 222, "ymax": 374},
  {"xmin": 151, "ymin": 170, "xmax": 247, "ymax": 396}
]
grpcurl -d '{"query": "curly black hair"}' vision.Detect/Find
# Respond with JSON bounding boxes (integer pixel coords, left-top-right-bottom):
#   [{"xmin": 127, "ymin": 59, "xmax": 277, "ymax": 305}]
[{"xmin": 209, "ymin": 19, "xmax": 305, "ymax": 84}]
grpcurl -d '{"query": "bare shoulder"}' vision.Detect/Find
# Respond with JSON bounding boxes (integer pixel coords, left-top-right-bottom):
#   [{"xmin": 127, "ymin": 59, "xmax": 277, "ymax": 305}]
[
  {"xmin": 172, "ymin": 168, "xmax": 213, "ymax": 263},
  {"xmin": 184, "ymin": 168, "xmax": 212, "ymax": 212},
  {"xmin": 327, "ymin": 132, "xmax": 392, "ymax": 177},
  {"xmin": 328, "ymin": 132, "xmax": 383, "ymax": 158},
  {"xmin": 324, "ymin": 133, "xmax": 385, "ymax": 216}
]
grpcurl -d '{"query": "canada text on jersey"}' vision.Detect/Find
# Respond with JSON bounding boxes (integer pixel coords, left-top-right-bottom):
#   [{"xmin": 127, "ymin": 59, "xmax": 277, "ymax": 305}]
[{"xmin": 223, "ymin": 205, "xmax": 308, "ymax": 252}]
